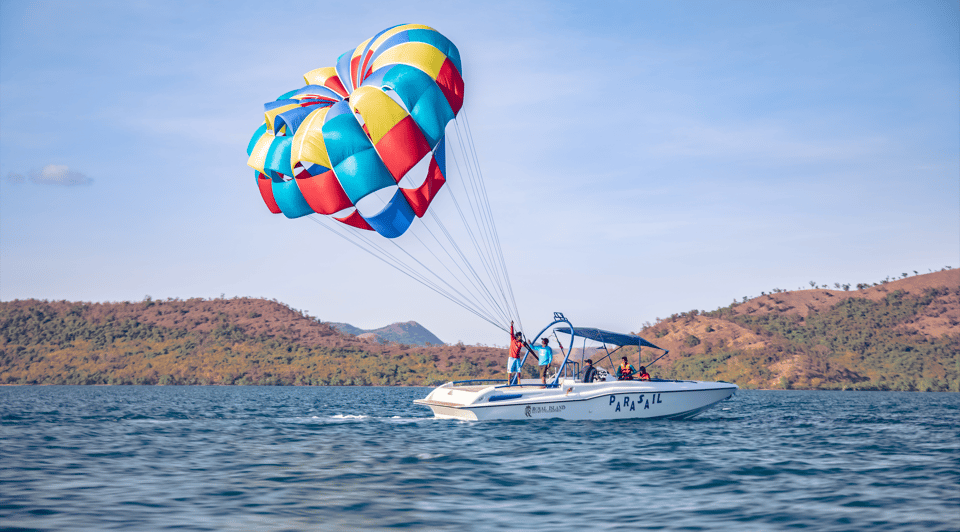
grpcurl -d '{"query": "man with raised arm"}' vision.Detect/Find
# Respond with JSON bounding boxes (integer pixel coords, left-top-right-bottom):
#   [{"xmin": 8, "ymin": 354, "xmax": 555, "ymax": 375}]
[{"xmin": 507, "ymin": 320, "xmax": 524, "ymax": 385}]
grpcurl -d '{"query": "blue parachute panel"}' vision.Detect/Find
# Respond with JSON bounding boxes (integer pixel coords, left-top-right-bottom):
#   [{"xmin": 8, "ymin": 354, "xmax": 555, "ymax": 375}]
[
  {"xmin": 264, "ymin": 136, "xmax": 293, "ymax": 177},
  {"xmin": 274, "ymin": 106, "xmax": 315, "ymax": 136},
  {"xmin": 333, "ymin": 148, "xmax": 397, "ymax": 204},
  {"xmin": 363, "ymin": 188, "xmax": 416, "ymax": 238},
  {"xmin": 271, "ymin": 179, "xmax": 313, "ymax": 219}
]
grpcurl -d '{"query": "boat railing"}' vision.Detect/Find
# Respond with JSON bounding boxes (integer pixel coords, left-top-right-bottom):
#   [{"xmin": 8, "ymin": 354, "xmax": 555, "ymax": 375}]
[{"xmin": 558, "ymin": 361, "xmax": 580, "ymax": 380}]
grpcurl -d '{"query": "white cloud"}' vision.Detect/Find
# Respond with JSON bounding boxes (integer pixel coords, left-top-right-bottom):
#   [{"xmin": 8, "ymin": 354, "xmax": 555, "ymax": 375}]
[{"xmin": 29, "ymin": 165, "xmax": 93, "ymax": 186}]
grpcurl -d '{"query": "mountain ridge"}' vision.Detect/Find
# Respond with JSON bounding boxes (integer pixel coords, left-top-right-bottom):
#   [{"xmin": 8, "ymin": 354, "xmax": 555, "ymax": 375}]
[
  {"xmin": 327, "ymin": 321, "xmax": 444, "ymax": 346},
  {"xmin": 0, "ymin": 270, "xmax": 956, "ymax": 389}
]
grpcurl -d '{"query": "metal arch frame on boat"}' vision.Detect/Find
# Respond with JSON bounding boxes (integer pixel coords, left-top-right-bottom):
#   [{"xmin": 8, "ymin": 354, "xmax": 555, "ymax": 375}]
[
  {"xmin": 505, "ymin": 312, "xmax": 673, "ymax": 389},
  {"xmin": 506, "ymin": 312, "xmax": 574, "ymax": 388}
]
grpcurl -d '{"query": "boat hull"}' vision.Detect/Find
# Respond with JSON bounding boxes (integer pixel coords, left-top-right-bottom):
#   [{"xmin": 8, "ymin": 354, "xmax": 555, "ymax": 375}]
[{"xmin": 415, "ymin": 379, "xmax": 737, "ymax": 421}]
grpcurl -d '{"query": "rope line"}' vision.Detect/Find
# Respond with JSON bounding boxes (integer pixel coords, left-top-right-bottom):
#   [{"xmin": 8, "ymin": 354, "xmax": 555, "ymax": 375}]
[
  {"xmin": 298, "ymin": 114, "xmax": 520, "ymax": 338},
  {"xmin": 307, "ymin": 215, "xmax": 506, "ymax": 332}
]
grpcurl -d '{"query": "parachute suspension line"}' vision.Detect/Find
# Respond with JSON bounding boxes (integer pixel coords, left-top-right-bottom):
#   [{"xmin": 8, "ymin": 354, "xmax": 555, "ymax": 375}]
[
  {"xmin": 306, "ymin": 215, "xmax": 507, "ymax": 332},
  {"xmin": 453, "ymin": 116, "xmax": 515, "ymax": 325},
  {"xmin": 425, "ymin": 208, "xmax": 512, "ymax": 326},
  {"xmin": 296, "ymin": 120, "xmax": 521, "ymax": 338},
  {"xmin": 459, "ymin": 111, "xmax": 522, "ymax": 328},
  {"xmin": 443, "ymin": 151, "xmax": 513, "ymax": 326},
  {"xmin": 308, "ymin": 215, "xmax": 506, "ymax": 332},
  {"xmin": 449, "ymin": 116, "xmax": 520, "ymax": 332},
  {"xmin": 460, "ymin": 112, "xmax": 517, "ymax": 321},
  {"xmin": 350, "ymin": 225, "xmax": 506, "ymax": 330},
  {"xmin": 387, "ymin": 228, "xmax": 508, "ymax": 327},
  {"xmin": 421, "ymin": 133, "xmax": 510, "ymax": 325},
  {"xmin": 416, "ymin": 211, "xmax": 512, "ymax": 326},
  {"xmin": 404, "ymin": 137, "xmax": 516, "ymax": 327},
  {"xmin": 447, "ymin": 120, "xmax": 506, "ymax": 298},
  {"xmin": 447, "ymin": 115, "xmax": 522, "ymax": 330},
  {"xmin": 306, "ymin": 215, "xmax": 453, "ymax": 306},
  {"xmin": 436, "ymin": 158, "xmax": 510, "ymax": 321},
  {"xmin": 441, "ymin": 171, "xmax": 504, "ymax": 315}
]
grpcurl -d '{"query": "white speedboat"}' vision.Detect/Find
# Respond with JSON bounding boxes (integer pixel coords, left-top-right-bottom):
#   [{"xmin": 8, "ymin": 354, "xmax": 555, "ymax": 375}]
[{"xmin": 415, "ymin": 313, "xmax": 737, "ymax": 421}]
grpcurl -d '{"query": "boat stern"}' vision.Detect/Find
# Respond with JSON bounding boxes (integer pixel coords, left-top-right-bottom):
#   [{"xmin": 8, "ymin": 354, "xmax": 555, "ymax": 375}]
[{"xmin": 414, "ymin": 380, "xmax": 507, "ymax": 420}]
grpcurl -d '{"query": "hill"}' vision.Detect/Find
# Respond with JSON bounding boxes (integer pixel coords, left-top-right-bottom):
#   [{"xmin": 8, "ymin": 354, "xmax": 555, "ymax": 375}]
[
  {"xmin": 1, "ymin": 270, "xmax": 955, "ymax": 390},
  {"xmin": 634, "ymin": 270, "xmax": 959, "ymax": 391},
  {"xmin": 328, "ymin": 321, "xmax": 444, "ymax": 346},
  {"xmin": 0, "ymin": 297, "xmax": 505, "ymax": 386}
]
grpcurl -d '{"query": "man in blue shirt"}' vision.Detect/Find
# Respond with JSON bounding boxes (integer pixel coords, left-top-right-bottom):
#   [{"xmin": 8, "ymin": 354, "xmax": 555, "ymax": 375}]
[{"xmin": 536, "ymin": 338, "xmax": 553, "ymax": 386}]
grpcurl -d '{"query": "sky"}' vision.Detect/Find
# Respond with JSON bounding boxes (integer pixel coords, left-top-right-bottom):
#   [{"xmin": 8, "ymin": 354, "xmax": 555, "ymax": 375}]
[{"xmin": 2, "ymin": 0, "xmax": 958, "ymax": 346}]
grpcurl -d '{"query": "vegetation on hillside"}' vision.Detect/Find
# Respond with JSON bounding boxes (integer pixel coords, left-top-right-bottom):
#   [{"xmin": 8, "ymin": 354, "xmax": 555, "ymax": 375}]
[
  {"xmin": 0, "ymin": 300, "xmax": 506, "ymax": 386},
  {"xmin": 643, "ymin": 285, "xmax": 958, "ymax": 392},
  {"xmin": 1, "ymin": 270, "xmax": 956, "ymax": 390}
]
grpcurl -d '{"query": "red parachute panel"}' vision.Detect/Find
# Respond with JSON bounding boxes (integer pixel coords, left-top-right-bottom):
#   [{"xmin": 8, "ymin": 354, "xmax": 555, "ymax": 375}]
[
  {"xmin": 335, "ymin": 209, "xmax": 374, "ymax": 231},
  {"xmin": 436, "ymin": 59, "xmax": 464, "ymax": 115},
  {"xmin": 401, "ymin": 157, "xmax": 446, "ymax": 217},
  {"xmin": 377, "ymin": 115, "xmax": 432, "ymax": 183},
  {"xmin": 295, "ymin": 169, "xmax": 353, "ymax": 215},
  {"xmin": 324, "ymin": 77, "xmax": 349, "ymax": 98},
  {"xmin": 257, "ymin": 173, "xmax": 282, "ymax": 214}
]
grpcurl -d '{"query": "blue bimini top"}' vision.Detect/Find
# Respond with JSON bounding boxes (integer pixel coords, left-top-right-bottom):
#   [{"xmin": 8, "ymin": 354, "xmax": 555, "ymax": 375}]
[{"xmin": 554, "ymin": 327, "xmax": 664, "ymax": 350}]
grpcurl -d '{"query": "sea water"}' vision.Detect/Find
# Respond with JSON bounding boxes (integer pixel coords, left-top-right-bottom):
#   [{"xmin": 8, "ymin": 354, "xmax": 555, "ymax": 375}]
[{"xmin": 1, "ymin": 386, "xmax": 957, "ymax": 531}]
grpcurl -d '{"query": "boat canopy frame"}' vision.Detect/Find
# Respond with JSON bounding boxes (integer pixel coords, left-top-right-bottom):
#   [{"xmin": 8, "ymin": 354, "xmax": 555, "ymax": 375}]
[{"xmin": 507, "ymin": 313, "xmax": 669, "ymax": 388}]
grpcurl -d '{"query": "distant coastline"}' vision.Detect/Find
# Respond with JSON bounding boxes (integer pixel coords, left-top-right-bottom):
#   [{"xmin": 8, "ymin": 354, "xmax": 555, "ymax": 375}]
[{"xmin": 1, "ymin": 270, "xmax": 956, "ymax": 390}]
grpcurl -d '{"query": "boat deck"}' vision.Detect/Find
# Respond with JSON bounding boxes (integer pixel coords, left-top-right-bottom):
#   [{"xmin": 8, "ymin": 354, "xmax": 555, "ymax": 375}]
[
  {"xmin": 448, "ymin": 385, "xmax": 490, "ymax": 392},
  {"xmin": 447, "ymin": 384, "xmax": 561, "ymax": 392}
]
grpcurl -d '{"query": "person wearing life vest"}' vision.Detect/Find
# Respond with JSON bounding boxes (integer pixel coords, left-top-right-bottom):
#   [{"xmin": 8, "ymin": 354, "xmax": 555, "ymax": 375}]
[
  {"xmin": 507, "ymin": 320, "xmax": 524, "ymax": 385},
  {"xmin": 617, "ymin": 356, "xmax": 637, "ymax": 380},
  {"xmin": 638, "ymin": 366, "xmax": 651, "ymax": 381}
]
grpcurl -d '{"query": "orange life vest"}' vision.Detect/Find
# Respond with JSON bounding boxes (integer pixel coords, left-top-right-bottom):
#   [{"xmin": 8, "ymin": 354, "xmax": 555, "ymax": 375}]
[{"xmin": 619, "ymin": 363, "xmax": 633, "ymax": 380}]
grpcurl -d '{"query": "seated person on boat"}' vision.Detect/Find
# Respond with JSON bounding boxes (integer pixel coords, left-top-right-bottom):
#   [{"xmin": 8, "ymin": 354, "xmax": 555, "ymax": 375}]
[
  {"xmin": 582, "ymin": 359, "xmax": 598, "ymax": 383},
  {"xmin": 618, "ymin": 357, "xmax": 637, "ymax": 380}
]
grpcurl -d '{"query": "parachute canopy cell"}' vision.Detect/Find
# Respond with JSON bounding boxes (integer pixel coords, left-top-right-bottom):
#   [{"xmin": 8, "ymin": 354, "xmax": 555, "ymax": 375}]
[{"xmin": 246, "ymin": 24, "xmax": 464, "ymax": 238}]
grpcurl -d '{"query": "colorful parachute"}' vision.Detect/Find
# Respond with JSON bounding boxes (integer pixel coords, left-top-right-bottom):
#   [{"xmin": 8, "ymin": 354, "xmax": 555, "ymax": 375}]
[
  {"xmin": 246, "ymin": 24, "xmax": 464, "ymax": 238},
  {"xmin": 246, "ymin": 25, "xmax": 521, "ymax": 332}
]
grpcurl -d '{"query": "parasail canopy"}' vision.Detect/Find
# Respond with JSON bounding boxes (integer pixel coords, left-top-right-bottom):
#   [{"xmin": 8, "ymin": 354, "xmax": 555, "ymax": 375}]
[
  {"xmin": 247, "ymin": 24, "xmax": 465, "ymax": 238},
  {"xmin": 245, "ymin": 25, "xmax": 521, "ymax": 334}
]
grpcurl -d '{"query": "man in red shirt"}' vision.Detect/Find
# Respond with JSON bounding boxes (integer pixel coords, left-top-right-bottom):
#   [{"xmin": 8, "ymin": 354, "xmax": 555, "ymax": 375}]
[{"xmin": 508, "ymin": 320, "xmax": 524, "ymax": 385}]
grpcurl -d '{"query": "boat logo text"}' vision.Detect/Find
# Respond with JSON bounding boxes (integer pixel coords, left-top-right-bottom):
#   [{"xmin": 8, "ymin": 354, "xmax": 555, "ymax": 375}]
[{"xmin": 525, "ymin": 405, "xmax": 566, "ymax": 417}]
